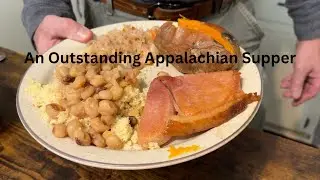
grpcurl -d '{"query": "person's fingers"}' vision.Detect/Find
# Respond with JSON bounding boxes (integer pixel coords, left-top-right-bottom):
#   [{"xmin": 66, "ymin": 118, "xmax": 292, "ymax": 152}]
[
  {"xmin": 292, "ymin": 82, "xmax": 319, "ymax": 106},
  {"xmin": 290, "ymin": 67, "xmax": 308, "ymax": 99},
  {"xmin": 292, "ymin": 89, "xmax": 317, "ymax": 106},
  {"xmin": 34, "ymin": 15, "xmax": 93, "ymax": 54},
  {"xmin": 281, "ymin": 74, "xmax": 292, "ymax": 88},
  {"xmin": 282, "ymin": 74, "xmax": 292, "ymax": 82},
  {"xmin": 283, "ymin": 90, "xmax": 292, "ymax": 98},
  {"xmin": 288, "ymin": 39, "xmax": 320, "ymax": 105},
  {"xmin": 281, "ymin": 79, "xmax": 291, "ymax": 89},
  {"xmin": 46, "ymin": 15, "xmax": 93, "ymax": 43}
]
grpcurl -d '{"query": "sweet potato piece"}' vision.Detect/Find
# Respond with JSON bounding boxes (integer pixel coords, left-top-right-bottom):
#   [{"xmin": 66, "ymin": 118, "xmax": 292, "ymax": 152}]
[
  {"xmin": 178, "ymin": 18, "xmax": 236, "ymax": 54},
  {"xmin": 154, "ymin": 19, "xmax": 242, "ymax": 74}
]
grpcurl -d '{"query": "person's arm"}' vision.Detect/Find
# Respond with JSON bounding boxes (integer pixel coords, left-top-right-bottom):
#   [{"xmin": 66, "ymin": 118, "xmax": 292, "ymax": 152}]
[
  {"xmin": 281, "ymin": 0, "xmax": 320, "ymax": 106},
  {"xmin": 285, "ymin": 0, "xmax": 320, "ymax": 40},
  {"xmin": 22, "ymin": 0, "xmax": 92, "ymax": 54},
  {"xmin": 22, "ymin": 0, "xmax": 76, "ymax": 41}
]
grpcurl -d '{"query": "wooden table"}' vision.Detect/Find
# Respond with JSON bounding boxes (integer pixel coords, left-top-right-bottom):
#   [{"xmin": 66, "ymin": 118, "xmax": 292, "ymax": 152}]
[{"xmin": 0, "ymin": 47, "xmax": 319, "ymax": 180}]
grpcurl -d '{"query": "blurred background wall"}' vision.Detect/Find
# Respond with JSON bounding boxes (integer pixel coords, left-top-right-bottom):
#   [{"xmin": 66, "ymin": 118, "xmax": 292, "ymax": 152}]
[{"xmin": 0, "ymin": 1, "xmax": 35, "ymax": 54}]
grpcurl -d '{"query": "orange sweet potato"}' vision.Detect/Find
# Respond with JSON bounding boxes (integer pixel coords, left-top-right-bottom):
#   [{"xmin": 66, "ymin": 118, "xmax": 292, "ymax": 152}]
[{"xmin": 153, "ymin": 18, "xmax": 242, "ymax": 74}]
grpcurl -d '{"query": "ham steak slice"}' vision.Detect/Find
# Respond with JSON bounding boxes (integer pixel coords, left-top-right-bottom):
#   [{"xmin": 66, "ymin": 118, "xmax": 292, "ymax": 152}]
[
  {"xmin": 137, "ymin": 70, "xmax": 260, "ymax": 146},
  {"xmin": 137, "ymin": 79, "xmax": 175, "ymax": 147},
  {"xmin": 158, "ymin": 71, "xmax": 242, "ymax": 116}
]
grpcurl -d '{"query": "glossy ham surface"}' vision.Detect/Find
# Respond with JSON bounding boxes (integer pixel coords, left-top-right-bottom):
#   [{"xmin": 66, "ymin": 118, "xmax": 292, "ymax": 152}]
[
  {"xmin": 137, "ymin": 78, "xmax": 175, "ymax": 147},
  {"xmin": 137, "ymin": 71, "xmax": 260, "ymax": 146},
  {"xmin": 158, "ymin": 71, "xmax": 242, "ymax": 116}
]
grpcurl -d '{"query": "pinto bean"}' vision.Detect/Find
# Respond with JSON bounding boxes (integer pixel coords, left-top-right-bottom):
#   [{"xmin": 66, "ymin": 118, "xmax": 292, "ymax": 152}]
[
  {"xmin": 102, "ymin": 130, "xmax": 112, "ymax": 140},
  {"xmin": 90, "ymin": 133, "xmax": 106, "ymax": 147},
  {"xmin": 81, "ymin": 86, "xmax": 95, "ymax": 100},
  {"xmin": 98, "ymin": 100, "xmax": 118, "ymax": 115},
  {"xmin": 98, "ymin": 90, "xmax": 113, "ymax": 100},
  {"xmin": 52, "ymin": 124, "xmax": 67, "ymax": 138},
  {"xmin": 59, "ymin": 99, "xmax": 69, "ymax": 109},
  {"xmin": 110, "ymin": 85, "xmax": 123, "ymax": 100},
  {"xmin": 72, "ymin": 75, "xmax": 86, "ymax": 89},
  {"xmin": 56, "ymin": 66, "xmax": 74, "ymax": 84},
  {"xmin": 104, "ymin": 82, "xmax": 113, "ymax": 89},
  {"xmin": 85, "ymin": 68, "xmax": 97, "ymax": 80},
  {"xmin": 90, "ymin": 75, "xmax": 106, "ymax": 87},
  {"xmin": 66, "ymin": 120, "xmax": 82, "ymax": 139},
  {"xmin": 65, "ymin": 90, "xmax": 81, "ymax": 104},
  {"xmin": 101, "ymin": 115, "xmax": 116, "ymax": 126},
  {"xmin": 102, "ymin": 70, "xmax": 113, "ymax": 83},
  {"xmin": 103, "ymin": 132, "xmax": 123, "ymax": 150},
  {"xmin": 90, "ymin": 117, "xmax": 109, "ymax": 133},
  {"xmin": 111, "ymin": 68, "xmax": 121, "ymax": 80},
  {"xmin": 124, "ymin": 69, "xmax": 139, "ymax": 85},
  {"xmin": 69, "ymin": 64, "xmax": 86, "ymax": 77},
  {"xmin": 70, "ymin": 102, "xmax": 86, "ymax": 118},
  {"xmin": 46, "ymin": 103, "xmax": 65, "ymax": 119},
  {"xmin": 84, "ymin": 97, "xmax": 99, "ymax": 118},
  {"xmin": 74, "ymin": 129, "xmax": 91, "ymax": 146},
  {"xmin": 93, "ymin": 94, "xmax": 100, "ymax": 100},
  {"xmin": 119, "ymin": 80, "xmax": 129, "ymax": 88}
]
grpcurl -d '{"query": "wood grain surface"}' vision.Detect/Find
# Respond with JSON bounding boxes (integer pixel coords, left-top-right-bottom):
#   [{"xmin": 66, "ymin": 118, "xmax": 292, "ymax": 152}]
[{"xmin": 0, "ymin": 47, "xmax": 319, "ymax": 180}]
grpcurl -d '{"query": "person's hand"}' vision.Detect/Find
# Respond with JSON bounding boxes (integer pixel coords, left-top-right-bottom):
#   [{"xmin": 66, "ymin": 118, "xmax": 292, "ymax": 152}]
[
  {"xmin": 281, "ymin": 39, "xmax": 320, "ymax": 106},
  {"xmin": 34, "ymin": 15, "xmax": 93, "ymax": 54}
]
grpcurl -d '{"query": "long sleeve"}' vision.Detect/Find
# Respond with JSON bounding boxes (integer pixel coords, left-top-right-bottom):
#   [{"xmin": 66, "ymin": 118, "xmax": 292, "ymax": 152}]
[
  {"xmin": 285, "ymin": 0, "xmax": 320, "ymax": 40},
  {"xmin": 22, "ymin": 0, "xmax": 76, "ymax": 40}
]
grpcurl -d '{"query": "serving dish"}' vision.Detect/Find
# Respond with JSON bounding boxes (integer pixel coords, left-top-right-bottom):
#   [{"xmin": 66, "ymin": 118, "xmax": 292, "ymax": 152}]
[{"xmin": 16, "ymin": 20, "xmax": 262, "ymax": 170}]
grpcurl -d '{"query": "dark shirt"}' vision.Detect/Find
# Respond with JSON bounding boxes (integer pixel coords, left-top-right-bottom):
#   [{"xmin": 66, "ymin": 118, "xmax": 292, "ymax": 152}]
[{"xmin": 22, "ymin": 0, "xmax": 320, "ymax": 42}]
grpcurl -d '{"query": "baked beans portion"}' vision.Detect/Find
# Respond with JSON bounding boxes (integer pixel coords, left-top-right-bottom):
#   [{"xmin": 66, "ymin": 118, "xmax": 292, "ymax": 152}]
[{"xmin": 48, "ymin": 62, "xmax": 140, "ymax": 149}]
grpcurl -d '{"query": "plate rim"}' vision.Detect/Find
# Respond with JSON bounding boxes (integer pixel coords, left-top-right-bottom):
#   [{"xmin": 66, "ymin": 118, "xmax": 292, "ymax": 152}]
[{"xmin": 16, "ymin": 20, "xmax": 264, "ymax": 170}]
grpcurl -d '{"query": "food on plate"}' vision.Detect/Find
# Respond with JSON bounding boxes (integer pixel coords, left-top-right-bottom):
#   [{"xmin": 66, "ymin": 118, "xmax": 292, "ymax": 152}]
[
  {"xmin": 25, "ymin": 23, "xmax": 260, "ymax": 152},
  {"xmin": 25, "ymin": 25, "xmax": 159, "ymax": 151},
  {"xmin": 84, "ymin": 25, "xmax": 159, "ymax": 69},
  {"xmin": 137, "ymin": 78, "xmax": 174, "ymax": 146},
  {"xmin": 154, "ymin": 18, "xmax": 242, "ymax": 74},
  {"xmin": 168, "ymin": 145, "xmax": 200, "ymax": 159},
  {"xmin": 137, "ymin": 70, "xmax": 260, "ymax": 146}
]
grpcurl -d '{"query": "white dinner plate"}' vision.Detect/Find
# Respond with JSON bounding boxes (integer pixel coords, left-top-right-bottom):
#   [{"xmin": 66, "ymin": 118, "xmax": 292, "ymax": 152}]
[{"xmin": 16, "ymin": 21, "xmax": 263, "ymax": 170}]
